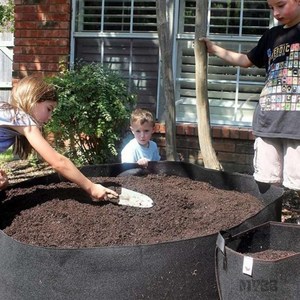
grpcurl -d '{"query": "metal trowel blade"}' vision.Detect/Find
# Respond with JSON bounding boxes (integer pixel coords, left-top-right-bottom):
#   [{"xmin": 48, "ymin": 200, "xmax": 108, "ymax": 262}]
[{"xmin": 118, "ymin": 188, "xmax": 153, "ymax": 208}]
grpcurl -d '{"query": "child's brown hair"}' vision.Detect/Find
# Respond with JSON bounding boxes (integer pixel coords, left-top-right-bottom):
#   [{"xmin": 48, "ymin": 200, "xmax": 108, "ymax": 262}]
[{"xmin": 130, "ymin": 108, "xmax": 155, "ymax": 127}]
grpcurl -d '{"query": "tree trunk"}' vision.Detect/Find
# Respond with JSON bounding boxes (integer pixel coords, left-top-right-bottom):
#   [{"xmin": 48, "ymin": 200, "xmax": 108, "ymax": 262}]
[
  {"xmin": 194, "ymin": 0, "xmax": 223, "ymax": 170},
  {"xmin": 156, "ymin": 0, "xmax": 177, "ymax": 161}
]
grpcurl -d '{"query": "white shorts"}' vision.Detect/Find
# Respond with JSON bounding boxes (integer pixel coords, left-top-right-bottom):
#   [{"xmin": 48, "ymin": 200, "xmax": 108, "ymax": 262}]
[{"xmin": 253, "ymin": 137, "xmax": 300, "ymax": 191}]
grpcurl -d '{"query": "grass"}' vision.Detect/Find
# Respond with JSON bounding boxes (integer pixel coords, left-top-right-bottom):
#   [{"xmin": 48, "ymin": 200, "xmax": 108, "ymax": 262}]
[
  {"xmin": 0, "ymin": 148, "xmax": 14, "ymax": 163},
  {"xmin": 0, "ymin": 148, "xmax": 40, "ymax": 166}
]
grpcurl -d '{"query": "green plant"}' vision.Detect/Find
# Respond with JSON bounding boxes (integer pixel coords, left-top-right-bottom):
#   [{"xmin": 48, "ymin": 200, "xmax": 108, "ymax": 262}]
[
  {"xmin": 0, "ymin": 0, "xmax": 14, "ymax": 32},
  {"xmin": 46, "ymin": 63, "xmax": 136, "ymax": 165},
  {"xmin": 0, "ymin": 148, "xmax": 14, "ymax": 163},
  {"xmin": 0, "ymin": 148, "xmax": 42, "ymax": 168}
]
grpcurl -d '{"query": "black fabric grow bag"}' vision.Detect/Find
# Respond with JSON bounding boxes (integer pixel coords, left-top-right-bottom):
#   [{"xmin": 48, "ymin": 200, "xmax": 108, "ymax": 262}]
[
  {"xmin": 216, "ymin": 221, "xmax": 300, "ymax": 300},
  {"xmin": 0, "ymin": 161, "xmax": 284, "ymax": 300}
]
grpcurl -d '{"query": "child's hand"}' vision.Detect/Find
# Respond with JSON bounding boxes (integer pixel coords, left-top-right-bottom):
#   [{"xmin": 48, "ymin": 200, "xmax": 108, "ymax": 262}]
[
  {"xmin": 137, "ymin": 158, "xmax": 150, "ymax": 168},
  {"xmin": 90, "ymin": 184, "xmax": 119, "ymax": 202},
  {"xmin": 199, "ymin": 37, "xmax": 216, "ymax": 54},
  {"xmin": 0, "ymin": 170, "xmax": 9, "ymax": 190}
]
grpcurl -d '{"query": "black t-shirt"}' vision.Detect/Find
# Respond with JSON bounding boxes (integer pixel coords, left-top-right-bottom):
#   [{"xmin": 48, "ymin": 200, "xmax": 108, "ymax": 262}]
[{"xmin": 247, "ymin": 23, "xmax": 300, "ymax": 139}]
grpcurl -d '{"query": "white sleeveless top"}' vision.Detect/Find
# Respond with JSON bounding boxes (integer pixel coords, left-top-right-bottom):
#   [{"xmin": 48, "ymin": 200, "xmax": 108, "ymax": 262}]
[{"xmin": 0, "ymin": 103, "xmax": 37, "ymax": 153}]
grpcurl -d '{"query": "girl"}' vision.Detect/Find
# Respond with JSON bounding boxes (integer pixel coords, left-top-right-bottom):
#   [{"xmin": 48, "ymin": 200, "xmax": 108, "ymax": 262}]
[{"xmin": 0, "ymin": 75, "xmax": 118, "ymax": 201}]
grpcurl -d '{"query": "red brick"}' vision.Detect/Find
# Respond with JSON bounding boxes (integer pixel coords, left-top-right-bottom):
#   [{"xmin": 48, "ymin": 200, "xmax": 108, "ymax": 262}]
[
  {"xmin": 176, "ymin": 125, "xmax": 185, "ymax": 135},
  {"xmin": 213, "ymin": 141, "xmax": 235, "ymax": 153},
  {"xmin": 15, "ymin": 21, "xmax": 37, "ymax": 29},
  {"xmin": 212, "ymin": 126, "xmax": 222, "ymax": 138},
  {"xmin": 36, "ymin": 5, "xmax": 51, "ymax": 12},
  {"xmin": 186, "ymin": 124, "xmax": 197, "ymax": 136},
  {"xmin": 249, "ymin": 131, "xmax": 255, "ymax": 140},
  {"xmin": 50, "ymin": 0, "xmax": 71, "ymax": 4},
  {"xmin": 19, "ymin": 13, "xmax": 40, "ymax": 21},
  {"xmin": 221, "ymin": 127, "xmax": 230, "ymax": 138},
  {"xmin": 49, "ymin": 5, "xmax": 70, "ymax": 14},
  {"xmin": 154, "ymin": 123, "xmax": 160, "ymax": 132},
  {"xmin": 32, "ymin": 29, "xmax": 69, "ymax": 37},
  {"xmin": 14, "ymin": 0, "xmax": 70, "ymax": 77},
  {"xmin": 15, "ymin": 7, "xmax": 37, "ymax": 14},
  {"xmin": 14, "ymin": 47, "xmax": 65, "ymax": 56},
  {"xmin": 19, "ymin": 62, "xmax": 60, "ymax": 72},
  {"xmin": 239, "ymin": 129, "xmax": 249, "ymax": 140},
  {"xmin": 15, "ymin": 54, "xmax": 65, "ymax": 63},
  {"xmin": 158, "ymin": 124, "xmax": 166, "ymax": 133}
]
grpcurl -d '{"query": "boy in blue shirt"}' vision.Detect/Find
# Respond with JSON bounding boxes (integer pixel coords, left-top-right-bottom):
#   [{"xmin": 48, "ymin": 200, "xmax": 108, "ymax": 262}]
[{"xmin": 121, "ymin": 108, "xmax": 160, "ymax": 168}]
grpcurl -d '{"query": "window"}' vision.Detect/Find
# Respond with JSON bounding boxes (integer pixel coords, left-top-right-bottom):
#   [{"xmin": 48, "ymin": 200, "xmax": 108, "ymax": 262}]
[
  {"xmin": 74, "ymin": 0, "xmax": 159, "ymax": 112},
  {"xmin": 75, "ymin": 37, "xmax": 159, "ymax": 109},
  {"xmin": 183, "ymin": 0, "xmax": 270, "ymax": 35},
  {"xmin": 76, "ymin": 0, "xmax": 157, "ymax": 32},
  {"xmin": 73, "ymin": 0, "xmax": 273, "ymax": 126},
  {"xmin": 176, "ymin": 0, "xmax": 271, "ymax": 126}
]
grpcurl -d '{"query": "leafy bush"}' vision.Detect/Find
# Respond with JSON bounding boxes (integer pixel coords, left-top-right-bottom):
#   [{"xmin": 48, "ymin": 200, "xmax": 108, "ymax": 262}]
[
  {"xmin": 46, "ymin": 63, "xmax": 136, "ymax": 165},
  {"xmin": 0, "ymin": 0, "xmax": 14, "ymax": 32}
]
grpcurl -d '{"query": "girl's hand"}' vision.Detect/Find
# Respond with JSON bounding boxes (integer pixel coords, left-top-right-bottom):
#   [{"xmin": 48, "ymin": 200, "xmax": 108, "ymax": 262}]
[
  {"xmin": 0, "ymin": 170, "xmax": 9, "ymax": 190},
  {"xmin": 90, "ymin": 184, "xmax": 119, "ymax": 202}
]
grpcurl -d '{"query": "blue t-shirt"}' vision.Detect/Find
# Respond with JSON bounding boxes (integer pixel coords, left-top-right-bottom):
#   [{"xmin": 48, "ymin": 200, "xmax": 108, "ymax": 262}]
[
  {"xmin": 121, "ymin": 138, "xmax": 161, "ymax": 163},
  {"xmin": 0, "ymin": 103, "xmax": 37, "ymax": 153}
]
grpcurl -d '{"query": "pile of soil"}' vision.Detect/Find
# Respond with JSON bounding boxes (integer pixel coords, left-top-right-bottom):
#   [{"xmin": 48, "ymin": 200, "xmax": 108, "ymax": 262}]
[
  {"xmin": 245, "ymin": 249, "xmax": 298, "ymax": 260},
  {"xmin": 0, "ymin": 174, "xmax": 265, "ymax": 248}
]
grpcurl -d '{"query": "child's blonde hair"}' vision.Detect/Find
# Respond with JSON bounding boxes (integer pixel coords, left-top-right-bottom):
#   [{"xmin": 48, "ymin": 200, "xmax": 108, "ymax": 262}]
[
  {"xmin": 8, "ymin": 75, "xmax": 58, "ymax": 159},
  {"xmin": 10, "ymin": 75, "xmax": 57, "ymax": 114},
  {"xmin": 130, "ymin": 108, "xmax": 155, "ymax": 127}
]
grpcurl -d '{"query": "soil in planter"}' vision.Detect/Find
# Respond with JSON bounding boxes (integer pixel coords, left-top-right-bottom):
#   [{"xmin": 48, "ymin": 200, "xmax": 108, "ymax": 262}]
[
  {"xmin": 0, "ymin": 174, "xmax": 265, "ymax": 248},
  {"xmin": 244, "ymin": 249, "xmax": 298, "ymax": 260}
]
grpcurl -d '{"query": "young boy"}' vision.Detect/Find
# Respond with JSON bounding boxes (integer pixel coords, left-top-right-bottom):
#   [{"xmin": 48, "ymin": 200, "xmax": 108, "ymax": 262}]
[
  {"xmin": 121, "ymin": 108, "xmax": 160, "ymax": 167},
  {"xmin": 202, "ymin": 0, "xmax": 300, "ymax": 192}
]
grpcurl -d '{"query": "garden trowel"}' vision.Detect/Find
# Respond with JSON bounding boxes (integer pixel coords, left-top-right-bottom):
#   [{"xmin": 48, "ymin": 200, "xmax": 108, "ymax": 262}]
[{"xmin": 116, "ymin": 188, "xmax": 153, "ymax": 208}]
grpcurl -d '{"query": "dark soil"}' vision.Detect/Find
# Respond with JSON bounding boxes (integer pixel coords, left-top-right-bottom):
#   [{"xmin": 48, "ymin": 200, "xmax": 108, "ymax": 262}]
[
  {"xmin": 0, "ymin": 173, "xmax": 265, "ymax": 248},
  {"xmin": 245, "ymin": 249, "xmax": 298, "ymax": 260}
]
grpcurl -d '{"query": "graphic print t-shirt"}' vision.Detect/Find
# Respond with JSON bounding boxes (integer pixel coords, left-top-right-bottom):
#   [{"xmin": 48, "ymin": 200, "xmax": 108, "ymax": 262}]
[{"xmin": 247, "ymin": 23, "xmax": 300, "ymax": 139}]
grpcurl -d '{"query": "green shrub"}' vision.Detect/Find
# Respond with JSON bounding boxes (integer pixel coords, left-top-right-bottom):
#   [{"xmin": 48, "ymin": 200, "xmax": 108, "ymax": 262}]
[
  {"xmin": 0, "ymin": 0, "xmax": 14, "ymax": 32},
  {"xmin": 46, "ymin": 63, "xmax": 136, "ymax": 165}
]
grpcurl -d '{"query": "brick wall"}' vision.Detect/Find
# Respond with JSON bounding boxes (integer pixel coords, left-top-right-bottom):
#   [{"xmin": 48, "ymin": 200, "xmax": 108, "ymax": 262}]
[
  {"xmin": 154, "ymin": 124, "xmax": 255, "ymax": 174},
  {"xmin": 13, "ymin": 0, "xmax": 70, "ymax": 81}
]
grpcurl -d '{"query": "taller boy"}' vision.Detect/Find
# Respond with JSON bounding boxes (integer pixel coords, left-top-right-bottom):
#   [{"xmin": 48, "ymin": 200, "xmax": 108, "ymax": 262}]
[{"xmin": 203, "ymin": 0, "xmax": 300, "ymax": 192}]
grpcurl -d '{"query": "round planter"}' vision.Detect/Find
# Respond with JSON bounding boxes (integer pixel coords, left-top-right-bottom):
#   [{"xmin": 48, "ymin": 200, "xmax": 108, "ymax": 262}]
[
  {"xmin": 216, "ymin": 221, "xmax": 300, "ymax": 300},
  {"xmin": 0, "ymin": 161, "xmax": 284, "ymax": 300}
]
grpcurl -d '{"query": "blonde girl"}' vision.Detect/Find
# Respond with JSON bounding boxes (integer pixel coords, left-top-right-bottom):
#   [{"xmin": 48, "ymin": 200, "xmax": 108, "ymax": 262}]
[{"xmin": 0, "ymin": 75, "xmax": 118, "ymax": 201}]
